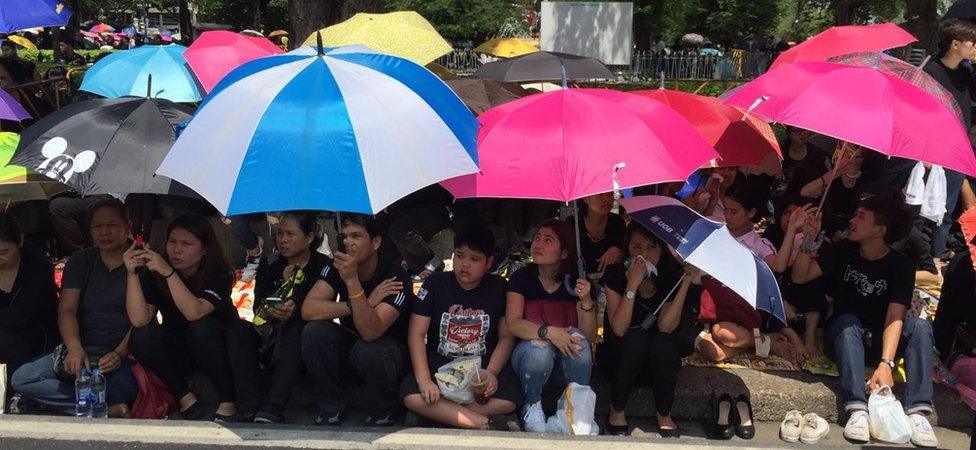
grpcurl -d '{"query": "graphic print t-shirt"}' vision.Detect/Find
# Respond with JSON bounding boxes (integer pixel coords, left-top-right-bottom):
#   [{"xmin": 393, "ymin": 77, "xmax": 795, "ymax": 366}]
[
  {"xmin": 817, "ymin": 240, "xmax": 914, "ymax": 330},
  {"xmin": 413, "ymin": 272, "xmax": 507, "ymax": 359}
]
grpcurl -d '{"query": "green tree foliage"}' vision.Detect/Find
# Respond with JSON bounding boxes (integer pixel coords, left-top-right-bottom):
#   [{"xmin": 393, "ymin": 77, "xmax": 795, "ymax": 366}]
[
  {"xmin": 699, "ymin": 0, "xmax": 783, "ymax": 45},
  {"xmin": 382, "ymin": 0, "xmax": 521, "ymax": 44}
]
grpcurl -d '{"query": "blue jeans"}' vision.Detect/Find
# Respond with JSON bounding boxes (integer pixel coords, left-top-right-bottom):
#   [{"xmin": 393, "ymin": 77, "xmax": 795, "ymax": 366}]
[
  {"xmin": 827, "ymin": 314, "xmax": 934, "ymax": 414},
  {"xmin": 511, "ymin": 331, "xmax": 592, "ymax": 404},
  {"xmin": 10, "ymin": 352, "xmax": 138, "ymax": 415}
]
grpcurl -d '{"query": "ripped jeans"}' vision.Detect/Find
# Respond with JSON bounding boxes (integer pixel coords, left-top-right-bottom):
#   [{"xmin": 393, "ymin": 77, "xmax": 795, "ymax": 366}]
[{"xmin": 511, "ymin": 330, "xmax": 592, "ymax": 404}]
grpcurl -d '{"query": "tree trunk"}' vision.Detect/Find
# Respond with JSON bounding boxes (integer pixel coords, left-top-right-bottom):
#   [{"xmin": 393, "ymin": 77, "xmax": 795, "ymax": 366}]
[
  {"xmin": 832, "ymin": 0, "xmax": 855, "ymax": 25},
  {"xmin": 289, "ymin": 0, "xmax": 342, "ymax": 44},
  {"xmin": 904, "ymin": 0, "xmax": 939, "ymax": 55},
  {"xmin": 179, "ymin": 0, "xmax": 193, "ymax": 42},
  {"xmin": 253, "ymin": 0, "xmax": 263, "ymax": 30},
  {"xmin": 340, "ymin": 0, "xmax": 384, "ymax": 20}
]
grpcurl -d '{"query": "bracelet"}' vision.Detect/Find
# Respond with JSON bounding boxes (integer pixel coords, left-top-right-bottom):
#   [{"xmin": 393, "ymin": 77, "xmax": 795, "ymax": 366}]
[
  {"xmin": 164, "ymin": 268, "xmax": 176, "ymax": 279},
  {"xmin": 579, "ymin": 301, "xmax": 596, "ymax": 312},
  {"xmin": 348, "ymin": 290, "xmax": 365, "ymax": 300}
]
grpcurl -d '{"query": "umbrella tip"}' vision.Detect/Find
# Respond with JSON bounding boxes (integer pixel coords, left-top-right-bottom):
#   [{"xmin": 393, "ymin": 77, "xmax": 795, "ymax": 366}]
[{"xmin": 316, "ymin": 32, "xmax": 324, "ymax": 56}]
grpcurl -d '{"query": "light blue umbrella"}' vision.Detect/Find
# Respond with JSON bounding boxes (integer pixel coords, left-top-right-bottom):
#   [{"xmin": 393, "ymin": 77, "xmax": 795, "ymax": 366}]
[
  {"xmin": 0, "ymin": 0, "xmax": 72, "ymax": 33},
  {"xmin": 157, "ymin": 44, "xmax": 478, "ymax": 215},
  {"xmin": 80, "ymin": 45, "xmax": 202, "ymax": 103}
]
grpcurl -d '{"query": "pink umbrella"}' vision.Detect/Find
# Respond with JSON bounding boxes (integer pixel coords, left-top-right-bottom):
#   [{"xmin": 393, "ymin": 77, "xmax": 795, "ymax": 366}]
[
  {"xmin": 771, "ymin": 23, "xmax": 916, "ymax": 70},
  {"xmin": 183, "ymin": 30, "xmax": 284, "ymax": 93},
  {"xmin": 442, "ymin": 88, "xmax": 719, "ymax": 202},
  {"xmin": 724, "ymin": 62, "xmax": 976, "ymax": 177},
  {"xmin": 0, "ymin": 89, "xmax": 30, "ymax": 121}
]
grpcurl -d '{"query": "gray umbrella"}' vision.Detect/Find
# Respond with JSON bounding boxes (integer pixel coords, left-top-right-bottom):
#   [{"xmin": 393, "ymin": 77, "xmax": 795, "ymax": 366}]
[
  {"xmin": 473, "ymin": 51, "xmax": 615, "ymax": 83},
  {"xmin": 944, "ymin": 0, "xmax": 976, "ymax": 21}
]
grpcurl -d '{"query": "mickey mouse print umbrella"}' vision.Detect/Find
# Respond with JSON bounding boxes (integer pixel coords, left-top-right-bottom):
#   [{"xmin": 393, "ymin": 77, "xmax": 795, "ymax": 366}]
[{"xmin": 10, "ymin": 96, "xmax": 196, "ymax": 196}]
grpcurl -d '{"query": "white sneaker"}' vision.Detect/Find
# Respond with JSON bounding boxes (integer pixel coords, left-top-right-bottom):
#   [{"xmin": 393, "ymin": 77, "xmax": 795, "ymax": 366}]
[
  {"xmin": 800, "ymin": 413, "xmax": 829, "ymax": 444},
  {"xmin": 779, "ymin": 410, "xmax": 802, "ymax": 442},
  {"xmin": 843, "ymin": 410, "xmax": 870, "ymax": 443},
  {"xmin": 522, "ymin": 401, "xmax": 547, "ymax": 433},
  {"xmin": 908, "ymin": 413, "xmax": 939, "ymax": 448},
  {"xmin": 241, "ymin": 236, "xmax": 263, "ymax": 282}
]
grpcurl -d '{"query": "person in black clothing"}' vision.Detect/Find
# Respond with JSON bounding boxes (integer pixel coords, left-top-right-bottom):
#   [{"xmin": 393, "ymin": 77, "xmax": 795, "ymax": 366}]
[
  {"xmin": 379, "ymin": 185, "xmax": 453, "ymax": 278},
  {"xmin": 125, "ymin": 213, "xmax": 261, "ymax": 422},
  {"xmin": 300, "ymin": 213, "xmax": 415, "ymax": 426},
  {"xmin": 932, "ymin": 245, "xmax": 975, "ymax": 364},
  {"xmin": 791, "ymin": 191, "xmax": 938, "ymax": 446},
  {"xmin": 922, "ymin": 19, "xmax": 976, "ymax": 260},
  {"xmin": 573, "ymin": 192, "xmax": 626, "ymax": 277},
  {"xmin": 57, "ymin": 37, "xmax": 87, "ymax": 66},
  {"xmin": 0, "ymin": 41, "xmax": 37, "ymax": 85},
  {"xmin": 0, "ymin": 215, "xmax": 57, "ymax": 376},
  {"xmin": 789, "ymin": 143, "xmax": 866, "ymax": 240},
  {"xmin": 252, "ymin": 212, "xmax": 330, "ymax": 424},
  {"xmin": 11, "ymin": 198, "xmax": 137, "ymax": 417},
  {"xmin": 598, "ymin": 223, "xmax": 698, "ymax": 437},
  {"xmin": 401, "ymin": 225, "xmax": 519, "ymax": 429}
]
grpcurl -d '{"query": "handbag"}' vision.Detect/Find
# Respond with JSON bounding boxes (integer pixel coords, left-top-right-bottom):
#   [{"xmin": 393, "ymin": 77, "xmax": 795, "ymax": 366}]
[{"xmin": 129, "ymin": 356, "xmax": 176, "ymax": 419}]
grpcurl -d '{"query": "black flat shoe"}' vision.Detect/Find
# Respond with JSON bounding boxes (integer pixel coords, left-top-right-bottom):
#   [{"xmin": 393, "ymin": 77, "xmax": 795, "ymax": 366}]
[
  {"xmin": 733, "ymin": 394, "xmax": 756, "ymax": 440},
  {"xmin": 711, "ymin": 393, "xmax": 735, "ymax": 440},
  {"xmin": 605, "ymin": 422, "xmax": 629, "ymax": 436},
  {"xmin": 179, "ymin": 401, "xmax": 212, "ymax": 421}
]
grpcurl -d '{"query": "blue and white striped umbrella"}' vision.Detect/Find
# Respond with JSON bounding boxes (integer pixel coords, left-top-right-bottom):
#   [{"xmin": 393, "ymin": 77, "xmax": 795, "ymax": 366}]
[
  {"xmin": 157, "ymin": 45, "xmax": 478, "ymax": 215},
  {"xmin": 620, "ymin": 195, "xmax": 786, "ymax": 324}
]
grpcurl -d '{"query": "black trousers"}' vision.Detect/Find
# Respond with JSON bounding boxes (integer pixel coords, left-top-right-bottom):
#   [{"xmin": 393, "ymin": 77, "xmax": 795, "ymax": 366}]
[
  {"xmin": 301, "ymin": 320, "xmax": 407, "ymax": 413},
  {"xmin": 130, "ymin": 317, "xmax": 261, "ymax": 413},
  {"xmin": 596, "ymin": 328, "xmax": 685, "ymax": 416},
  {"xmin": 263, "ymin": 317, "xmax": 306, "ymax": 414}
]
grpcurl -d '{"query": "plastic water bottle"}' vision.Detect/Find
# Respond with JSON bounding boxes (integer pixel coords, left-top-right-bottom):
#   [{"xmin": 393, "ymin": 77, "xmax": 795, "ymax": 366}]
[
  {"xmin": 90, "ymin": 364, "xmax": 107, "ymax": 418},
  {"xmin": 74, "ymin": 367, "xmax": 91, "ymax": 417}
]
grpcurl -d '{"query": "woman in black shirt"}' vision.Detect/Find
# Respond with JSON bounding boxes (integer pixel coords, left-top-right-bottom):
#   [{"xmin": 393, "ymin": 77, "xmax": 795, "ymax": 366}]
[
  {"xmin": 598, "ymin": 223, "xmax": 698, "ymax": 437},
  {"xmin": 125, "ymin": 213, "xmax": 260, "ymax": 422},
  {"xmin": 574, "ymin": 193, "xmax": 626, "ymax": 276},
  {"xmin": 252, "ymin": 212, "xmax": 329, "ymax": 424}
]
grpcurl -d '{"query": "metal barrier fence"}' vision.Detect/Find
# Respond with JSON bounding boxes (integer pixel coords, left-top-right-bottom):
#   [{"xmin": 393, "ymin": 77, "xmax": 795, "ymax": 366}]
[{"xmin": 434, "ymin": 48, "xmax": 774, "ymax": 81}]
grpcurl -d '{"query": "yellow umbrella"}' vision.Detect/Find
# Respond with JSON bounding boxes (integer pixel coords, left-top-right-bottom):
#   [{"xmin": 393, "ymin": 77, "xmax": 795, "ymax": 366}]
[
  {"xmin": 474, "ymin": 38, "xmax": 538, "ymax": 58},
  {"xmin": 302, "ymin": 11, "xmax": 452, "ymax": 65},
  {"xmin": 7, "ymin": 35, "xmax": 37, "ymax": 51}
]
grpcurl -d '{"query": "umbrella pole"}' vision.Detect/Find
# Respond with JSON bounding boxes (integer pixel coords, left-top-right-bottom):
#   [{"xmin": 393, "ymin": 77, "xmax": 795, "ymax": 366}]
[
  {"xmin": 146, "ymin": 74, "xmax": 152, "ymax": 98},
  {"xmin": 573, "ymin": 201, "xmax": 585, "ymax": 277},
  {"xmin": 816, "ymin": 141, "xmax": 848, "ymax": 213}
]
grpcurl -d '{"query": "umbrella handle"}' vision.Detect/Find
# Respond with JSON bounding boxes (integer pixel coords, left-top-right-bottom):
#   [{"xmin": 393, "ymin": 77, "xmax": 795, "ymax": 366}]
[
  {"xmin": 741, "ymin": 96, "xmax": 769, "ymax": 122},
  {"xmin": 640, "ymin": 271, "xmax": 688, "ymax": 330},
  {"xmin": 816, "ymin": 142, "xmax": 847, "ymax": 213}
]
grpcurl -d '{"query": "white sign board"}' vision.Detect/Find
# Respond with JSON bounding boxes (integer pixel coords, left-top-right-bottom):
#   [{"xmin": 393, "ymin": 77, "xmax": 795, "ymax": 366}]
[{"xmin": 539, "ymin": 2, "xmax": 633, "ymax": 65}]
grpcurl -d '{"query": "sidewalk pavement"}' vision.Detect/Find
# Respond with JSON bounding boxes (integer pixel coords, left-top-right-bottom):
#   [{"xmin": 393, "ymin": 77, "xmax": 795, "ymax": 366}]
[{"xmin": 0, "ymin": 414, "xmax": 970, "ymax": 449}]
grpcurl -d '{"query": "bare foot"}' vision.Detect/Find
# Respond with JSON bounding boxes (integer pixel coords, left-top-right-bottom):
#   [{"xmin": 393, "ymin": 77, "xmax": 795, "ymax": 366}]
[
  {"xmin": 108, "ymin": 403, "xmax": 130, "ymax": 418},
  {"xmin": 179, "ymin": 393, "xmax": 197, "ymax": 412},
  {"xmin": 609, "ymin": 407, "xmax": 627, "ymax": 426},
  {"xmin": 215, "ymin": 402, "xmax": 236, "ymax": 416},
  {"xmin": 657, "ymin": 413, "xmax": 677, "ymax": 430}
]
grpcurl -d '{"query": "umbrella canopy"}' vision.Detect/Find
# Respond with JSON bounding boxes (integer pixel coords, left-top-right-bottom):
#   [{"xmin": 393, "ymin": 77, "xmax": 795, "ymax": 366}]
[
  {"xmin": 184, "ymin": 30, "xmax": 284, "ymax": 93},
  {"xmin": 770, "ymin": 23, "xmax": 916, "ymax": 70},
  {"xmin": 90, "ymin": 23, "xmax": 114, "ymax": 33},
  {"xmin": 0, "ymin": 89, "xmax": 30, "ymax": 121},
  {"xmin": 0, "ymin": 0, "xmax": 72, "ymax": 34},
  {"xmin": 445, "ymin": 78, "xmax": 530, "ymax": 115},
  {"xmin": 474, "ymin": 38, "xmax": 538, "ymax": 58},
  {"xmin": 302, "ymin": 11, "xmax": 452, "ymax": 65},
  {"xmin": 6, "ymin": 35, "xmax": 37, "ymax": 51},
  {"xmin": 827, "ymin": 52, "xmax": 965, "ymax": 121},
  {"xmin": 733, "ymin": 35, "xmax": 763, "ymax": 52},
  {"xmin": 268, "ymin": 30, "xmax": 288, "ymax": 38},
  {"xmin": 157, "ymin": 45, "xmax": 478, "ymax": 216},
  {"xmin": 724, "ymin": 62, "xmax": 976, "ymax": 177},
  {"xmin": 620, "ymin": 195, "xmax": 786, "ymax": 324},
  {"xmin": 11, "ymin": 96, "xmax": 196, "ymax": 196},
  {"xmin": 441, "ymin": 88, "xmax": 719, "ymax": 202},
  {"xmin": 80, "ymin": 45, "xmax": 202, "ymax": 103},
  {"xmin": 633, "ymin": 89, "xmax": 781, "ymax": 171},
  {"xmin": 473, "ymin": 51, "xmax": 615, "ymax": 83},
  {"xmin": 0, "ymin": 132, "xmax": 68, "ymax": 203},
  {"xmin": 944, "ymin": 0, "xmax": 976, "ymax": 20},
  {"xmin": 425, "ymin": 62, "xmax": 457, "ymax": 80}
]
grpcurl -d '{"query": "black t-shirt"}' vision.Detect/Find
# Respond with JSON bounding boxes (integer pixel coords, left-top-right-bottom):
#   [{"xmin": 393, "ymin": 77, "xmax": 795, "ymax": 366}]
[
  {"xmin": 317, "ymin": 257, "xmax": 415, "ymax": 340},
  {"xmin": 61, "ymin": 247, "xmax": 131, "ymax": 353},
  {"xmin": 924, "ymin": 59, "xmax": 973, "ymax": 129},
  {"xmin": 575, "ymin": 213, "xmax": 626, "ymax": 274},
  {"xmin": 0, "ymin": 251, "xmax": 57, "ymax": 333},
  {"xmin": 817, "ymin": 241, "xmax": 914, "ymax": 329},
  {"xmin": 254, "ymin": 251, "xmax": 330, "ymax": 312},
  {"xmin": 602, "ymin": 263, "xmax": 671, "ymax": 329},
  {"xmin": 1, "ymin": 58, "xmax": 35, "ymax": 84},
  {"xmin": 413, "ymin": 272, "xmax": 507, "ymax": 361},
  {"xmin": 140, "ymin": 271, "xmax": 238, "ymax": 331}
]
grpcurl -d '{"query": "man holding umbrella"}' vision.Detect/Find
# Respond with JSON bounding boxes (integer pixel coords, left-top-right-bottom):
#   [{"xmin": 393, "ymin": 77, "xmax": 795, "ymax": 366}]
[{"xmin": 791, "ymin": 191, "xmax": 939, "ymax": 447}]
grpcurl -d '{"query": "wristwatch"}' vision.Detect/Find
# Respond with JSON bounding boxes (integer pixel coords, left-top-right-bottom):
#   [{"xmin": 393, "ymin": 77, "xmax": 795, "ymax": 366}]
[
  {"xmin": 625, "ymin": 290, "xmax": 636, "ymax": 300},
  {"xmin": 880, "ymin": 358, "xmax": 895, "ymax": 369},
  {"xmin": 537, "ymin": 325, "xmax": 549, "ymax": 340}
]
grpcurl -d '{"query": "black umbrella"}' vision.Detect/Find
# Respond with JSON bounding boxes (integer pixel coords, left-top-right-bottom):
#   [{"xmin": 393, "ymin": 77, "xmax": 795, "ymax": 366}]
[
  {"xmin": 733, "ymin": 35, "xmax": 763, "ymax": 52},
  {"xmin": 445, "ymin": 78, "xmax": 531, "ymax": 115},
  {"xmin": 944, "ymin": 0, "xmax": 976, "ymax": 21},
  {"xmin": 11, "ymin": 96, "xmax": 196, "ymax": 196},
  {"xmin": 473, "ymin": 51, "xmax": 615, "ymax": 83}
]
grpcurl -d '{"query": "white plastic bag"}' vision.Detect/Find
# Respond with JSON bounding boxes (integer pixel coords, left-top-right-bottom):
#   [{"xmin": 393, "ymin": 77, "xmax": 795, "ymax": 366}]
[
  {"xmin": 868, "ymin": 385, "xmax": 913, "ymax": 444},
  {"xmin": 434, "ymin": 356, "xmax": 479, "ymax": 405},
  {"xmin": 545, "ymin": 382, "xmax": 599, "ymax": 435}
]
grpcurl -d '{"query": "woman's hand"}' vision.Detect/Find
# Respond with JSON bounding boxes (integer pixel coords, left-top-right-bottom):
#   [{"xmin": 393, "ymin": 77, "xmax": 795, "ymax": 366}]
[
  {"xmin": 418, "ymin": 377, "xmax": 441, "ymax": 405},
  {"xmin": 122, "ymin": 241, "xmax": 147, "ymax": 274},
  {"xmin": 142, "ymin": 248, "xmax": 173, "ymax": 276},
  {"xmin": 625, "ymin": 256, "xmax": 647, "ymax": 290},
  {"xmin": 787, "ymin": 204, "xmax": 815, "ymax": 234},
  {"xmin": 574, "ymin": 278, "xmax": 592, "ymax": 301},
  {"xmin": 546, "ymin": 327, "xmax": 582, "ymax": 358},
  {"xmin": 596, "ymin": 247, "xmax": 622, "ymax": 273}
]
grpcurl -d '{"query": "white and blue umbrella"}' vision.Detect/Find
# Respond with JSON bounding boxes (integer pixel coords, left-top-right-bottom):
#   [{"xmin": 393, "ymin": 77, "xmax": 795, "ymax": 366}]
[
  {"xmin": 619, "ymin": 195, "xmax": 786, "ymax": 324},
  {"xmin": 80, "ymin": 44, "xmax": 203, "ymax": 103},
  {"xmin": 156, "ymin": 44, "xmax": 478, "ymax": 215}
]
